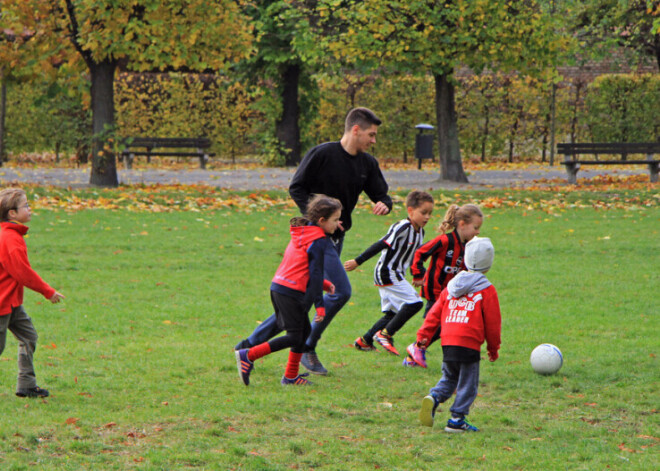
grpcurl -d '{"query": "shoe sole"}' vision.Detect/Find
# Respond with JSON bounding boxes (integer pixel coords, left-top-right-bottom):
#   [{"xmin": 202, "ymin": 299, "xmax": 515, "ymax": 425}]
[
  {"xmin": 300, "ymin": 362, "xmax": 328, "ymax": 375},
  {"xmin": 302, "ymin": 368, "xmax": 328, "ymax": 376},
  {"xmin": 419, "ymin": 396, "xmax": 436, "ymax": 427},
  {"xmin": 354, "ymin": 344, "xmax": 377, "ymax": 352},
  {"xmin": 444, "ymin": 426, "xmax": 466, "ymax": 433}
]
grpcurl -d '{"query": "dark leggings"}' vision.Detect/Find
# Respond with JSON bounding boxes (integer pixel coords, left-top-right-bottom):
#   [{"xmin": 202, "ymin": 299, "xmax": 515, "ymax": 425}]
[{"xmin": 269, "ymin": 291, "xmax": 311, "ymax": 354}]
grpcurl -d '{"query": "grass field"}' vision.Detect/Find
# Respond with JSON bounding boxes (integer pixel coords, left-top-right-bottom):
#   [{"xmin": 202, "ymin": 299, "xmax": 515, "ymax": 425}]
[{"xmin": 0, "ymin": 186, "xmax": 658, "ymax": 470}]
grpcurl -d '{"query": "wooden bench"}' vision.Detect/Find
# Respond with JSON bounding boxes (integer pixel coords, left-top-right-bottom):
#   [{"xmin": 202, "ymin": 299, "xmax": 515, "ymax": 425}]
[
  {"xmin": 121, "ymin": 137, "xmax": 215, "ymax": 169},
  {"xmin": 557, "ymin": 142, "xmax": 660, "ymax": 184}
]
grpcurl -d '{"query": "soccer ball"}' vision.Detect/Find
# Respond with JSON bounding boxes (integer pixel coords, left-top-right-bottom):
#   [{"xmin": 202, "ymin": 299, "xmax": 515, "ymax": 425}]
[{"xmin": 530, "ymin": 344, "xmax": 563, "ymax": 375}]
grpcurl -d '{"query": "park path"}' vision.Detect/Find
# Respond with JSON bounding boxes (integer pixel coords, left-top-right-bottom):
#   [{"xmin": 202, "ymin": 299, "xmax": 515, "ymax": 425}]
[{"xmin": 0, "ymin": 164, "xmax": 648, "ymax": 190}]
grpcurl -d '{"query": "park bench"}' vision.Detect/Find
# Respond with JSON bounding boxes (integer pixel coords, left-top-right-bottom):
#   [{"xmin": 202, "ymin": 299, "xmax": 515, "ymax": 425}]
[
  {"xmin": 121, "ymin": 137, "xmax": 215, "ymax": 169},
  {"xmin": 557, "ymin": 142, "xmax": 660, "ymax": 184}
]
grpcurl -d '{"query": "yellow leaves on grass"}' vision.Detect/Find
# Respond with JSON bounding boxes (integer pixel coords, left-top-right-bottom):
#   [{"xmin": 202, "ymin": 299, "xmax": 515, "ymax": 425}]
[{"xmin": 30, "ymin": 185, "xmax": 291, "ymax": 214}]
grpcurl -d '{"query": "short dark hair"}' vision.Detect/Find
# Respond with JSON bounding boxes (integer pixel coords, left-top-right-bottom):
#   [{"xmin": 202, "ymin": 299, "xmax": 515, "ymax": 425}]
[
  {"xmin": 344, "ymin": 107, "xmax": 382, "ymax": 132},
  {"xmin": 405, "ymin": 190, "xmax": 434, "ymax": 209}
]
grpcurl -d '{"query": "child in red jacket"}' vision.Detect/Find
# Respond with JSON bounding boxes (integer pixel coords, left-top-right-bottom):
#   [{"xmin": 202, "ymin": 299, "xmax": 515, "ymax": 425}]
[
  {"xmin": 0, "ymin": 188, "xmax": 65, "ymax": 398},
  {"xmin": 235, "ymin": 195, "xmax": 342, "ymax": 386},
  {"xmin": 405, "ymin": 204, "xmax": 483, "ymax": 367},
  {"xmin": 418, "ymin": 237, "xmax": 500, "ymax": 432}
]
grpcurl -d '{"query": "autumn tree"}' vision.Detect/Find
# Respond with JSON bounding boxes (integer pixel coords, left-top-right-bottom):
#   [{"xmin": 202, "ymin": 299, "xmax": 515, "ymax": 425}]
[
  {"xmin": 321, "ymin": 0, "xmax": 564, "ymax": 182},
  {"xmin": 572, "ymin": 0, "xmax": 660, "ymax": 70},
  {"xmin": 237, "ymin": 0, "xmax": 324, "ymax": 166},
  {"xmin": 3, "ymin": 0, "xmax": 252, "ymax": 186},
  {"xmin": 1, "ymin": 1, "xmax": 72, "ymax": 163}
]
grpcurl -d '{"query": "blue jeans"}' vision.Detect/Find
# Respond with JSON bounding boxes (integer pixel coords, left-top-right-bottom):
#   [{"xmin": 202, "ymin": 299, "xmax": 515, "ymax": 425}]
[
  {"xmin": 247, "ymin": 235, "xmax": 351, "ymax": 351},
  {"xmin": 429, "ymin": 360, "xmax": 480, "ymax": 418}
]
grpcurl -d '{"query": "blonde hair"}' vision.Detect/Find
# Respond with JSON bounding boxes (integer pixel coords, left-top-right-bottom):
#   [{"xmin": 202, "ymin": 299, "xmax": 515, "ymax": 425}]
[
  {"xmin": 0, "ymin": 188, "xmax": 26, "ymax": 222},
  {"xmin": 438, "ymin": 204, "xmax": 483, "ymax": 233}
]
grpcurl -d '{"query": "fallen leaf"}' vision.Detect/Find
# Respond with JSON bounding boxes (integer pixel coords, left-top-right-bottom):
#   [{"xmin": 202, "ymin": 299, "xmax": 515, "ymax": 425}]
[
  {"xmin": 65, "ymin": 417, "xmax": 80, "ymax": 425},
  {"xmin": 618, "ymin": 443, "xmax": 637, "ymax": 453}
]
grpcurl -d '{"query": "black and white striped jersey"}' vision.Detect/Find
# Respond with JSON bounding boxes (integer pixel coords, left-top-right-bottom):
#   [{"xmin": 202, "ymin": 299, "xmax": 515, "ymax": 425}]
[{"xmin": 372, "ymin": 219, "xmax": 425, "ymax": 286}]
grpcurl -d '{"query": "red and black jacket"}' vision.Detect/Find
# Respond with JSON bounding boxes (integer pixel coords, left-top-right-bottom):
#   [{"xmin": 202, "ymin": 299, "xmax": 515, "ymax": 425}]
[
  {"xmin": 410, "ymin": 229, "xmax": 465, "ymax": 303},
  {"xmin": 271, "ymin": 221, "xmax": 330, "ymax": 312}
]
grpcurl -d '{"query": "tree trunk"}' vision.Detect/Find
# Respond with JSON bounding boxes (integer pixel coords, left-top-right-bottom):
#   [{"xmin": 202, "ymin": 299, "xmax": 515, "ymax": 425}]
[
  {"xmin": 434, "ymin": 72, "xmax": 468, "ymax": 182},
  {"xmin": 480, "ymin": 105, "xmax": 490, "ymax": 162},
  {"xmin": 89, "ymin": 59, "xmax": 119, "ymax": 186},
  {"xmin": 276, "ymin": 63, "xmax": 301, "ymax": 167},
  {"xmin": 0, "ymin": 79, "xmax": 6, "ymax": 166}
]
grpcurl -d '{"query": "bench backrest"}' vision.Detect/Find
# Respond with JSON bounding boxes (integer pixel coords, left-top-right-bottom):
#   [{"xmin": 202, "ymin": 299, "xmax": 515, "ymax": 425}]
[
  {"xmin": 557, "ymin": 142, "xmax": 660, "ymax": 155},
  {"xmin": 124, "ymin": 137, "xmax": 211, "ymax": 149}
]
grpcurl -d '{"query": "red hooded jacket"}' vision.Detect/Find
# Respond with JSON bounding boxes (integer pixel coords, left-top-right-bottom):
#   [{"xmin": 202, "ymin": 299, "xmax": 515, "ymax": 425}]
[
  {"xmin": 271, "ymin": 221, "xmax": 330, "ymax": 311},
  {"xmin": 0, "ymin": 222, "xmax": 56, "ymax": 315}
]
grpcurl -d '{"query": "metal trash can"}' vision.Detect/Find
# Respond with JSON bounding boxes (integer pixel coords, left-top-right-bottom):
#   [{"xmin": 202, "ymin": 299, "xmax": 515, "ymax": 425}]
[{"xmin": 415, "ymin": 124, "xmax": 434, "ymax": 169}]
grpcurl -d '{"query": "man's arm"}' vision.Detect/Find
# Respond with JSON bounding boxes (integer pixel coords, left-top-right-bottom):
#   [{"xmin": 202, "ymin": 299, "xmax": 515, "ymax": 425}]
[
  {"xmin": 289, "ymin": 148, "xmax": 320, "ymax": 215},
  {"xmin": 363, "ymin": 159, "xmax": 392, "ymax": 215}
]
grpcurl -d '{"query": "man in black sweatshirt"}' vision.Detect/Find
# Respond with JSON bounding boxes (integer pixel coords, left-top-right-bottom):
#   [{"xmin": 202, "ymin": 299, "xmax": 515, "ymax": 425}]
[{"xmin": 235, "ymin": 107, "xmax": 393, "ymax": 375}]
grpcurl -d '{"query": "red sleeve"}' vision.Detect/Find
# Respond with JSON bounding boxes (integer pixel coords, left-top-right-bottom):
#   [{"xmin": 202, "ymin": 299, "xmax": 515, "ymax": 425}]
[
  {"xmin": 416, "ymin": 289, "xmax": 447, "ymax": 345},
  {"xmin": 411, "ymin": 234, "xmax": 446, "ymax": 280},
  {"xmin": 482, "ymin": 285, "xmax": 501, "ymax": 356},
  {"xmin": 3, "ymin": 246, "xmax": 55, "ymax": 299}
]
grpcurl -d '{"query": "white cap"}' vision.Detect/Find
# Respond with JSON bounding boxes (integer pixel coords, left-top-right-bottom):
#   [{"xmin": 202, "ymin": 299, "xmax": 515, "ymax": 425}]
[{"xmin": 465, "ymin": 237, "xmax": 494, "ymax": 272}]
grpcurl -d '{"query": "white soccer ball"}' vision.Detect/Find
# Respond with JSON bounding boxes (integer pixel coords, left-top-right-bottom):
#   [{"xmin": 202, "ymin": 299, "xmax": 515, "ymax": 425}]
[{"xmin": 530, "ymin": 344, "xmax": 563, "ymax": 375}]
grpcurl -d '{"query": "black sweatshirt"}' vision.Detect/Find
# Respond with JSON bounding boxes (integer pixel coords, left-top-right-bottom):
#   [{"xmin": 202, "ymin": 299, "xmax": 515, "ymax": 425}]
[{"xmin": 289, "ymin": 141, "xmax": 393, "ymax": 237}]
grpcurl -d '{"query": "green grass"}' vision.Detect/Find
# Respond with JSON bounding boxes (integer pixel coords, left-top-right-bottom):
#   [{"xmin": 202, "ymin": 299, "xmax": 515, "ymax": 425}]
[{"xmin": 0, "ymin": 188, "xmax": 658, "ymax": 470}]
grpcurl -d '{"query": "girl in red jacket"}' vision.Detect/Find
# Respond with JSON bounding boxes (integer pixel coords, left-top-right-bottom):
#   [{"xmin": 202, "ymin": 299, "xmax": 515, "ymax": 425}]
[
  {"xmin": 418, "ymin": 237, "xmax": 501, "ymax": 432},
  {"xmin": 405, "ymin": 204, "xmax": 483, "ymax": 367},
  {"xmin": 0, "ymin": 188, "xmax": 64, "ymax": 398},
  {"xmin": 236, "ymin": 195, "xmax": 342, "ymax": 386}
]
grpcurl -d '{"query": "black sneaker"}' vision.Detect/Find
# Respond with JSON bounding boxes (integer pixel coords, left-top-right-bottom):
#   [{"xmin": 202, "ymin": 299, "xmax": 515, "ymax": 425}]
[
  {"xmin": 300, "ymin": 351, "xmax": 328, "ymax": 375},
  {"xmin": 16, "ymin": 386, "xmax": 50, "ymax": 398},
  {"xmin": 234, "ymin": 339, "xmax": 252, "ymax": 351}
]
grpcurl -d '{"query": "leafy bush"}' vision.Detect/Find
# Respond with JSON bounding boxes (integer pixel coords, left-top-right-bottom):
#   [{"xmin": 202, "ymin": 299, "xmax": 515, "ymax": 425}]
[{"xmin": 584, "ymin": 74, "xmax": 660, "ymax": 142}]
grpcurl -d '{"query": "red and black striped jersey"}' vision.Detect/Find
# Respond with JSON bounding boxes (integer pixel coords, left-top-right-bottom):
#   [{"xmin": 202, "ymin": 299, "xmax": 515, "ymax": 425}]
[{"xmin": 410, "ymin": 229, "xmax": 465, "ymax": 303}]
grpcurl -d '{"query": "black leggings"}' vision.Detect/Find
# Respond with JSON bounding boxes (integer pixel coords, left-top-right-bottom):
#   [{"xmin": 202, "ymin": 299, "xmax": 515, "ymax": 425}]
[{"xmin": 269, "ymin": 291, "xmax": 311, "ymax": 354}]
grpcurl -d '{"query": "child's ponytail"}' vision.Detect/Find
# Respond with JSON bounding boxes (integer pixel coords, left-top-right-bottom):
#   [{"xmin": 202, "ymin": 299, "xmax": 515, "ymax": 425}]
[{"xmin": 438, "ymin": 204, "xmax": 483, "ymax": 233}]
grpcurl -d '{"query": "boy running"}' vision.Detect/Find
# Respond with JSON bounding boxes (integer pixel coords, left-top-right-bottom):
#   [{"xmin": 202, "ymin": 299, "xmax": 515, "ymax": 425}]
[{"xmin": 345, "ymin": 191, "xmax": 433, "ymax": 356}]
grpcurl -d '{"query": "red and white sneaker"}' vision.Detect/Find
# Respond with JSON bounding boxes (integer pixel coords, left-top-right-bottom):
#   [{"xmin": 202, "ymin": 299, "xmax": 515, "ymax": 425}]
[
  {"xmin": 373, "ymin": 330, "xmax": 399, "ymax": 356},
  {"xmin": 354, "ymin": 337, "xmax": 377, "ymax": 351}
]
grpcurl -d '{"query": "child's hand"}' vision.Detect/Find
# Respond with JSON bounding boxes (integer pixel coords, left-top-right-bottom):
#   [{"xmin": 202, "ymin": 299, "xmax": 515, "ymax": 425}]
[
  {"xmin": 313, "ymin": 307, "xmax": 326, "ymax": 323},
  {"xmin": 412, "ymin": 278, "xmax": 423, "ymax": 287},
  {"xmin": 488, "ymin": 351, "xmax": 498, "ymax": 362},
  {"xmin": 344, "ymin": 259, "xmax": 358, "ymax": 271},
  {"xmin": 324, "ymin": 282, "xmax": 335, "ymax": 295},
  {"xmin": 49, "ymin": 292, "xmax": 65, "ymax": 304}
]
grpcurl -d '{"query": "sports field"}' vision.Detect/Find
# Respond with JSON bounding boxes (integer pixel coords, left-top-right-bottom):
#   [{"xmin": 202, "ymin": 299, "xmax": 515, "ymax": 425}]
[{"xmin": 0, "ymin": 185, "xmax": 657, "ymax": 470}]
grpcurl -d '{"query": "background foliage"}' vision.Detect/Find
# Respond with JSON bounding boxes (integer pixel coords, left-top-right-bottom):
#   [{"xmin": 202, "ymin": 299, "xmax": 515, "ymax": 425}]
[{"xmin": 5, "ymin": 72, "xmax": 659, "ymax": 162}]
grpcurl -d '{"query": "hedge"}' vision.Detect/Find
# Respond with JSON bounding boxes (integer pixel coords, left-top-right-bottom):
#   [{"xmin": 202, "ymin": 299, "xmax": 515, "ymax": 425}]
[{"xmin": 4, "ymin": 71, "xmax": 659, "ymax": 163}]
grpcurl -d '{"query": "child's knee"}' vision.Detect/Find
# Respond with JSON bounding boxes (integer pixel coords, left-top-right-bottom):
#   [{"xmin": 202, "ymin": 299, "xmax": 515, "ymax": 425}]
[{"xmin": 337, "ymin": 285, "xmax": 351, "ymax": 303}]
